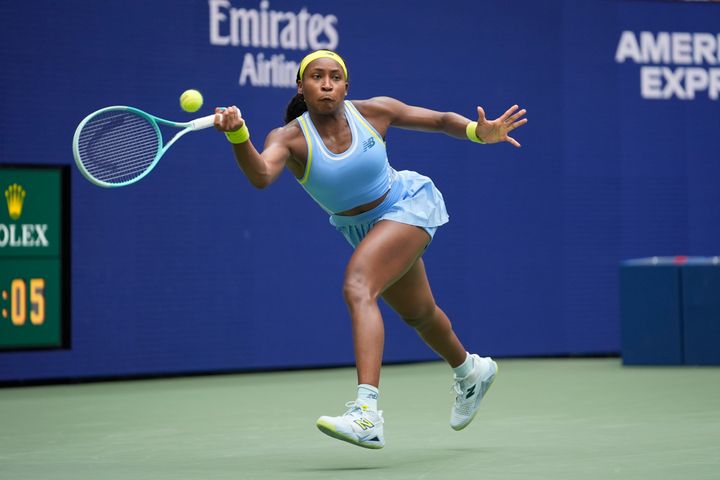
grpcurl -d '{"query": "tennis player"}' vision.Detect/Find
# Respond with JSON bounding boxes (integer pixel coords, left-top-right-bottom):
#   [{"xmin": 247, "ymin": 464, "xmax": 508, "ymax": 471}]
[{"xmin": 214, "ymin": 50, "xmax": 527, "ymax": 449}]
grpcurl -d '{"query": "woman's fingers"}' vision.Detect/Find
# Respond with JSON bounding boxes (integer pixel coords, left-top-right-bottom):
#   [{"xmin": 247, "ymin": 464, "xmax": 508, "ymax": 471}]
[
  {"xmin": 506, "ymin": 135, "xmax": 521, "ymax": 148},
  {"xmin": 499, "ymin": 104, "xmax": 519, "ymax": 122},
  {"xmin": 213, "ymin": 106, "xmax": 243, "ymax": 131},
  {"xmin": 506, "ymin": 108, "xmax": 527, "ymax": 125},
  {"xmin": 509, "ymin": 117, "xmax": 528, "ymax": 130}
]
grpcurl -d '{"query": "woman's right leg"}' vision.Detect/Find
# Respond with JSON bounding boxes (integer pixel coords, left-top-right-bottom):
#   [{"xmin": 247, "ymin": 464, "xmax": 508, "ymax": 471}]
[{"xmin": 316, "ymin": 220, "xmax": 433, "ymax": 450}]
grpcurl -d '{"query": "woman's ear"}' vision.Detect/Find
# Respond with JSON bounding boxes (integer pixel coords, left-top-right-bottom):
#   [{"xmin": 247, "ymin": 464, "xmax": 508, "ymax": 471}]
[{"xmin": 297, "ymin": 80, "xmax": 303, "ymax": 96}]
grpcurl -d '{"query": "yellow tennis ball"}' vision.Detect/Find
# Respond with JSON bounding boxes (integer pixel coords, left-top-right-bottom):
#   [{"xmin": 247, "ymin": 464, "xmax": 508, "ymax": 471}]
[{"xmin": 180, "ymin": 89, "xmax": 203, "ymax": 113}]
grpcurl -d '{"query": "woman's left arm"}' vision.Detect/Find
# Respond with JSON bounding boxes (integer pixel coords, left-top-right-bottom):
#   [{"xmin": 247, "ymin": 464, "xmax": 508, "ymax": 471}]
[{"xmin": 356, "ymin": 96, "xmax": 528, "ymax": 148}]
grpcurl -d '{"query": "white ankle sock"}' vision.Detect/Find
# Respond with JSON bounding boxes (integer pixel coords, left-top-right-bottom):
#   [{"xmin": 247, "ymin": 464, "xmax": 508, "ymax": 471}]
[
  {"xmin": 452, "ymin": 353, "xmax": 474, "ymax": 378},
  {"xmin": 357, "ymin": 384, "xmax": 379, "ymax": 411}
]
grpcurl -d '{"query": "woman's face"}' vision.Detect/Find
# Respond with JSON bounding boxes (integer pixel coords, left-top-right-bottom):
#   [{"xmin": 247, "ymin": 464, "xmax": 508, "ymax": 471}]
[{"xmin": 298, "ymin": 58, "xmax": 348, "ymax": 114}]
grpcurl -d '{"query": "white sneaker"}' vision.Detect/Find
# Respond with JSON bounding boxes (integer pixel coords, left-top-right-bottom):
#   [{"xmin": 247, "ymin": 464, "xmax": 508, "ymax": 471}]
[
  {"xmin": 316, "ymin": 401, "xmax": 385, "ymax": 449},
  {"xmin": 450, "ymin": 354, "xmax": 497, "ymax": 431}
]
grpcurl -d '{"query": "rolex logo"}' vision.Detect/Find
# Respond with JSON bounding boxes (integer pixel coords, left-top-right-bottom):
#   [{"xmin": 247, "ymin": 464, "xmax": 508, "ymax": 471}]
[
  {"xmin": 0, "ymin": 180, "xmax": 49, "ymax": 249},
  {"xmin": 5, "ymin": 184, "xmax": 26, "ymax": 220}
]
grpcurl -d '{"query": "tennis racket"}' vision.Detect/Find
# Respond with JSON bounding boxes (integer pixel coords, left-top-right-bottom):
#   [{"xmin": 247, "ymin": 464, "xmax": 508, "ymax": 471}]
[{"xmin": 72, "ymin": 106, "xmax": 221, "ymax": 187}]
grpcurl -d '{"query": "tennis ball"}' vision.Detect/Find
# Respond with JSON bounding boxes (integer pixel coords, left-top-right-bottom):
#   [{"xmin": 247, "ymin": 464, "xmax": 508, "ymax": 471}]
[{"xmin": 180, "ymin": 89, "xmax": 203, "ymax": 113}]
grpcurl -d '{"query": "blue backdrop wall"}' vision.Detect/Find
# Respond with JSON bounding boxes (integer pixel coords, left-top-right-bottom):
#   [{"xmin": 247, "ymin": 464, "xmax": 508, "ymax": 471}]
[{"xmin": 1, "ymin": 0, "xmax": 718, "ymax": 381}]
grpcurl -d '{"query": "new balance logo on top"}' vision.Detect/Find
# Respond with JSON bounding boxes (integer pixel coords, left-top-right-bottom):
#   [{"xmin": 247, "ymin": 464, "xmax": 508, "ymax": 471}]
[
  {"xmin": 465, "ymin": 385, "xmax": 476, "ymax": 399},
  {"xmin": 362, "ymin": 137, "xmax": 376, "ymax": 152},
  {"xmin": 354, "ymin": 418, "xmax": 375, "ymax": 430}
]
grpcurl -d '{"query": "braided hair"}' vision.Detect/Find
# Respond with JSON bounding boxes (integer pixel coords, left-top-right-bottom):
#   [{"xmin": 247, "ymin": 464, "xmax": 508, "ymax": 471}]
[{"xmin": 284, "ymin": 93, "xmax": 307, "ymax": 125}]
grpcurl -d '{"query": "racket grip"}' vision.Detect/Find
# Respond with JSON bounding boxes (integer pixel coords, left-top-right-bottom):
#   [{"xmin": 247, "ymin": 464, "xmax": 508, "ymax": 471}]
[{"xmin": 191, "ymin": 114, "xmax": 218, "ymax": 130}]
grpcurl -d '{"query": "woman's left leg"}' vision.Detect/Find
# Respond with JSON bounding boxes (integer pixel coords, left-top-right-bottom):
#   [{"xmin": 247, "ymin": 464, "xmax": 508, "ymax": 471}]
[
  {"xmin": 381, "ymin": 234, "xmax": 498, "ymax": 432},
  {"xmin": 381, "ymin": 257, "xmax": 467, "ymax": 368}
]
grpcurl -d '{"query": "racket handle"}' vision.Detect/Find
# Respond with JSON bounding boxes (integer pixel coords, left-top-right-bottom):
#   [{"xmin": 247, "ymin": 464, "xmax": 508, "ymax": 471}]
[{"xmin": 191, "ymin": 114, "xmax": 218, "ymax": 130}]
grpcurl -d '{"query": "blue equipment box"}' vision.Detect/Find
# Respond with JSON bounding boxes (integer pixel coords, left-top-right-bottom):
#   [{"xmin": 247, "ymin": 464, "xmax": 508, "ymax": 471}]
[{"xmin": 620, "ymin": 256, "xmax": 720, "ymax": 366}]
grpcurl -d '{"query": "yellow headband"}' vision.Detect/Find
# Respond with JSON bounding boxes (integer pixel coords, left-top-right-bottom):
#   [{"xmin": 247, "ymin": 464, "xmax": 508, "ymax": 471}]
[{"xmin": 298, "ymin": 51, "xmax": 348, "ymax": 80}]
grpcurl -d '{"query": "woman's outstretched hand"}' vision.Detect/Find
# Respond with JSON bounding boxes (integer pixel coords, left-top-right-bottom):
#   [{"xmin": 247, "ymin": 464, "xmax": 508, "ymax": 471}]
[
  {"xmin": 475, "ymin": 105, "xmax": 528, "ymax": 148},
  {"xmin": 214, "ymin": 106, "xmax": 245, "ymax": 132}
]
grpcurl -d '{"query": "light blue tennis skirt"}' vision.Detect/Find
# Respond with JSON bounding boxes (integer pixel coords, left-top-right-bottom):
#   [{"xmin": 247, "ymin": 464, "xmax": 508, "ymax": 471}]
[{"xmin": 329, "ymin": 169, "xmax": 449, "ymax": 248}]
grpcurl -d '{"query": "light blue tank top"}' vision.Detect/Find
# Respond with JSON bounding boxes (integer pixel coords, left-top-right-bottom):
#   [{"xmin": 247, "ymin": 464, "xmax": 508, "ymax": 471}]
[{"xmin": 296, "ymin": 101, "xmax": 391, "ymax": 214}]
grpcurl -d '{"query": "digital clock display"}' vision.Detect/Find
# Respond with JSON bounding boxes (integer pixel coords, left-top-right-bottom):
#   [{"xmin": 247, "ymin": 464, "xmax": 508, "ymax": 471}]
[{"xmin": 0, "ymin": 166, "xmax": 69, "ymax": 351}]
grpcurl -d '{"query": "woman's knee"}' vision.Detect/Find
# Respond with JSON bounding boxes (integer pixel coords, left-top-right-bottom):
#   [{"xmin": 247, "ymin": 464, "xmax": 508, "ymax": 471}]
[
  {"xmin": 399, "ymin": 303, "xmax": 437, "ymax": 328},
  {"xmin": 342, "ymin": 270, "xmax": 376, "ymax": 307}
]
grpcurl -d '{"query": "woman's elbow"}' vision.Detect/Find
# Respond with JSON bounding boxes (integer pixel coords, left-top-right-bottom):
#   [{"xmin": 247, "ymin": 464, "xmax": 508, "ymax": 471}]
[{"xmin": 248, "ymin": 174, "xmax": 273, "ymax": 189}]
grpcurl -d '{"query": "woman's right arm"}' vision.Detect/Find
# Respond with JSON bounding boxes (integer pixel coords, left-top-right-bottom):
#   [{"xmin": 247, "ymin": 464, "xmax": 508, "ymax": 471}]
[{"xmin": 214, "ymin": 106, "xmax": 292, "ymax": 189}]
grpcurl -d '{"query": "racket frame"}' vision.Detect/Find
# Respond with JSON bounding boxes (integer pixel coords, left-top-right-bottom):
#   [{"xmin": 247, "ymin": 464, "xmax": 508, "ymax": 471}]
[{"xmin": 72, "ymin": 106, "xmax": 216, "ymax": 188}]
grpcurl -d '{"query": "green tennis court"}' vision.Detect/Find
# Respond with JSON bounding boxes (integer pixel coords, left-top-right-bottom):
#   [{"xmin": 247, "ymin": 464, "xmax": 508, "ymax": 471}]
[{"xmin": 1, "ymin": 358, "xmax": 718, "ymax": 480}]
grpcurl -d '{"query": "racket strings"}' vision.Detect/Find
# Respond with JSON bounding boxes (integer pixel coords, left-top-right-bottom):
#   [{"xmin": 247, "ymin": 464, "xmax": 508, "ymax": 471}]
[{"xmin": 77, "ymin": 111, "xmax": 160, "ymax": 185}]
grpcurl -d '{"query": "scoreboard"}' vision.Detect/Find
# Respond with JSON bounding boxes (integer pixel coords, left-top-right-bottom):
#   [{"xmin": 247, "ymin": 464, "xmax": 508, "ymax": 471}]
[{"xmin": 0, "ymin": 166, "xmax": 69, "ymax": 350}]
